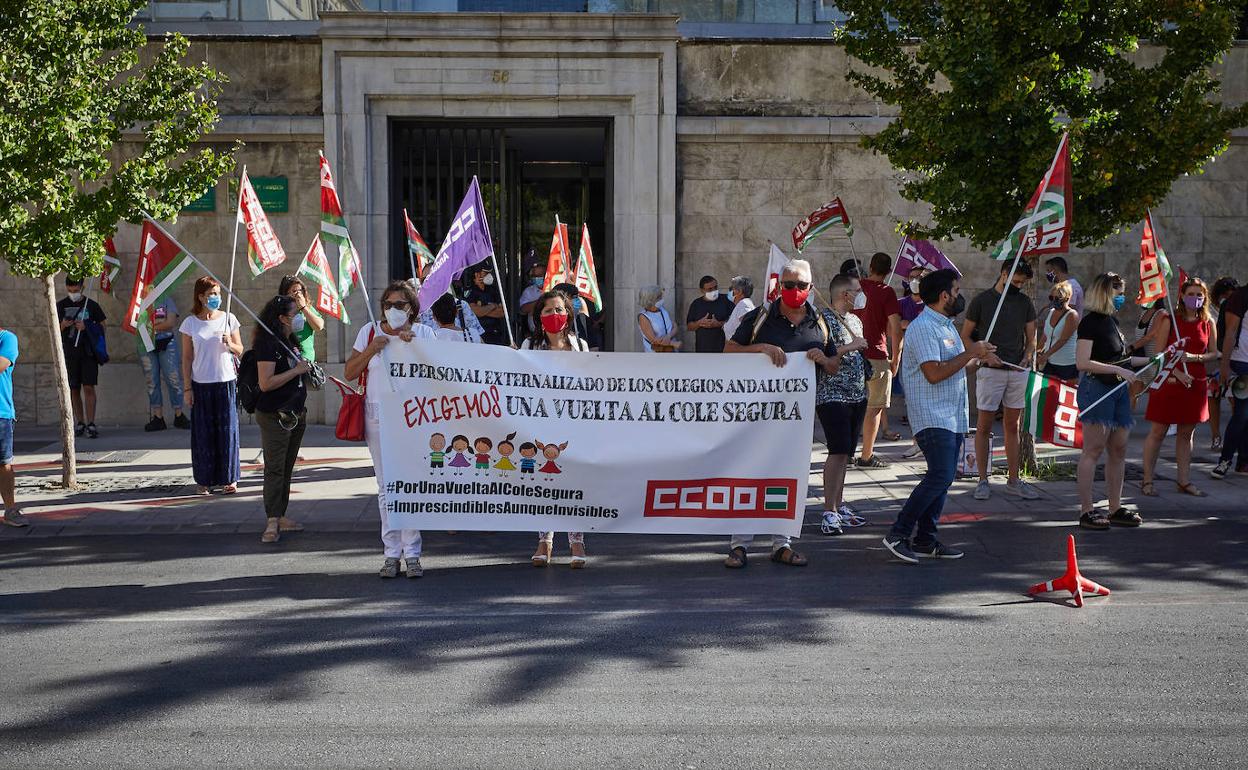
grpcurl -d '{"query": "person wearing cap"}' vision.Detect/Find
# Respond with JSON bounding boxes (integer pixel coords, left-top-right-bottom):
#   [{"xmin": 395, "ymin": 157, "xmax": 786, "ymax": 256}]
[
  {"xmin": 464, "ymin": 264, "xmax": 508, "ymax": 345},
  {"xmin": 518, "ymin": 256, "xmax": 545, "ymax": 334},
  {"xmin": 56, "ymin": 275, "xmax": 107, "ymax": 438}
]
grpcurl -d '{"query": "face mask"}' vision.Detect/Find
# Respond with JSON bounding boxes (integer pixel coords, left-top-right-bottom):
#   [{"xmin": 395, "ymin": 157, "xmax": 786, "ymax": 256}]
[
  {"xmin": 780, "ymin": 287, "xmax": 810, "ymax": 309},
  {"xmin": 290, "ymin": 314, "xmax": 306, "ymax": 334},
  {"xmin": 1050, "ymin": 298, "xmax": 1064, "ymax": 310},
  {"xmin": 1183, "ymin": 295, "xmax": 1204, "ymax": 310},
  {"xmin": 704, "ymin": 290, "xmax": 719, "ymax": 302},
  {"xmin": 573, "ymin": 298, "xmax": 584, "ymax": 312},
  {"xmin": 852, "ymin": 291, "xmax": 867, "ymax": 311},
  {"xmin": 540, "ymin": 312, "xmax": 569, "ymax": 334},
  {"xmin": 385, "ymin": 307, "xmax": 409, "ymax": 328},
  {"xmin": 908, "ymin": 279, "xmax": 921, "ymax": 295},
  {"xmin": 482, "ymin": 273, "xmax": 495, "ymax": 286},
  {"xmin": 944, "ymin": 293, "xmax": 966, "ymax": 317},
  {"xmin": 1007, "ymin": 284, "xmax": 1023, "ymax": 296},
  {"xmin": 531, "ymin": 276, "xmax": 543, "ymax": 288},
  {"xmin": 67, "ymin": 292, "xmax": 83, "ymax": 303},
  {"xmin": 1112, "ymin": 295, "xmax": 1127, "ymax": 312},
  {"xmin": 1045, "ymin": 271, "xmax": 1057, "ymax": 284},
  {"xmin": 206, "ymin": 295, "xmax": 222, "ymax": 311}
]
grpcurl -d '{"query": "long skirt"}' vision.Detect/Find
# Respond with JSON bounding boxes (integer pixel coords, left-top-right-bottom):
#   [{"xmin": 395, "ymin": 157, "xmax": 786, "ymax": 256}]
[{"xmin": 191, "ymin": 380, "xmax": 240, "ymax": 487}]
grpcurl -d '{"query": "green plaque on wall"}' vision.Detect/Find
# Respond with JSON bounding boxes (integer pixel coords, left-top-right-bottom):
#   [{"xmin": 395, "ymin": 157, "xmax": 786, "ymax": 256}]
[
  {"xmin": 252, "ymin": 176, "xmax": 289, "ymax": 213},
  {"xmin": 182, "ymin": 186, "xmax": 216, "ymax": 213}
]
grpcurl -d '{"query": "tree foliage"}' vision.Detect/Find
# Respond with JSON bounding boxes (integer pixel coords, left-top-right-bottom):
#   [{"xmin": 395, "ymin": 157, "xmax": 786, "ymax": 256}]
[
  {"xmin": 0, "ymin": 0, "xmax": 235, "ymax": 279},
  {"xmin": 833, "ymin": 0, "xmax": 1248, "ymax": 249}
]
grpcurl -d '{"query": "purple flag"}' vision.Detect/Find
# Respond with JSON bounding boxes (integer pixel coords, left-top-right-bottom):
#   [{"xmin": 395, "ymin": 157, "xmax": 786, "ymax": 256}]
[
  {"xmin": 896, "ymin": 238, "xmax": 960, "ymax": 277},
  {"xmin": 417, "ymin": 176, "xmax": 494, "ymax": 309}
]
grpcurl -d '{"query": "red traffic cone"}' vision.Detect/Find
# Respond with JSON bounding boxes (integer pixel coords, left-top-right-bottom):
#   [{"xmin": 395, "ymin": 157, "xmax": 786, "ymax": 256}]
[{"xmin": 1026, "ymin": 534, "xmax": 1111, "ymax": 608}]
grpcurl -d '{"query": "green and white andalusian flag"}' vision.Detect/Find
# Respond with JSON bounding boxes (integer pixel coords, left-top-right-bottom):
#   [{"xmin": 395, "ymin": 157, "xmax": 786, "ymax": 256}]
[
  {"xmin": 319, "ymin": 151, "xmax": 364, "ymax": 313},
  {"xmin": 296, "ymin": 235, "xmax": 346, "ymax": 322},
  {"xmin": 123, "ymin": 219, "xmax": 198, "ymax": 353},
  {"xmin": 989, "ymin": 133, "xmax": 1072, "ymax": 260}
]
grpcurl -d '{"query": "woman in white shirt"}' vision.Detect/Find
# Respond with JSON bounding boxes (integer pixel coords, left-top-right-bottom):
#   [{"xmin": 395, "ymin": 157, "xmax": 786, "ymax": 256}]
[
  {"xmin": 637, "ymin": 285, "xmax": 680, "ymax": 353},
  {"xmin": 179, "ymin": 276, "xmax": 243, "ymax": 495},
  {"xmin": 521, "ymin": 290, "xmax": 590, "ymax": 568},
  {"xmin": 344, "ymin": 281, "xmax": 435, "ymax": 579}
]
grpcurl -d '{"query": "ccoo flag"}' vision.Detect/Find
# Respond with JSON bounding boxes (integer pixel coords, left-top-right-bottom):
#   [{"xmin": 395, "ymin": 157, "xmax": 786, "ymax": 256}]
[
  {"xmin": 238, "ymin": 172, "xmax": 287, "ymax": 277},
  {"xmin": 1023, "ymin": 370, "xmax": 1083, "ymax": 448},
  {"xmin": 1137, "ymin": 212, "xmax": 1173, "ymax": 306},
  {"xmin": 895, "ymin": 237, "xmax": 960, "ymax": 277},
  {"xmin": 416, "ymin": 176, "xmax": 494, "ymax": 311},
  {"xmin": 100, "ymin": 236, "xmax": 121, "ymax": 296},
  {"xmin": 124, "ymin": 219, "xmax": 198, "ymax": 353},
  {"xmin": 764, "ymin": 242, "xmax": 789, "ymax": 305},
  {"xmin": 319, "ymin": 151, "xmax": 364, "ymax": 308},
  {"xmin": 542, "ymin": 219, "xmax": 572, "ymax": 292},
  {"xmin": 573, "ymin": 224, "xmax": 603, "ymax": 312},
  {"xmin": 989, "ymin": 133, "xmax": 1072, "ymax": 260},
  {"xmin": 296, "ymin": 236, "xmax": 345, "ymax": 322},
  {"xmin": 792, "ymin": 198, "xmax": 852, "ymax": 253},
  {"xmin": 404, "ymin": 209, "xmax": 436, "ymax": 279}
]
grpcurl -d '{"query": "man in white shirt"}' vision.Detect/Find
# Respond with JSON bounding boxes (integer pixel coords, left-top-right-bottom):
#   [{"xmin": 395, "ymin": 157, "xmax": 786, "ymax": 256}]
[
  {"xmin": 1044, "ymin": 257, "xmax": 1083, "ymax": 314},
  {"xmin": 721, "ymin": 275, "xmax": 756, "ymax": 346},
  {"xmin": 517, "ymin": 258, "xmax": 546, "ymax": 333}
]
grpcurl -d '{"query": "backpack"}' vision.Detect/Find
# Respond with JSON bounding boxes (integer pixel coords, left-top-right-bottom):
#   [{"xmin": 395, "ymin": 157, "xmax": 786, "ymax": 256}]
[
  {"xmin": 84, "ymin": 319, "xmax": 109, "ymax": 364},
  {"xmin": 750, "ymin": 303, "xmax": 829, "ymax": 346},
  {"xmin": 236, "ymin": 349, "xmax": 261, "ymax": 414}
]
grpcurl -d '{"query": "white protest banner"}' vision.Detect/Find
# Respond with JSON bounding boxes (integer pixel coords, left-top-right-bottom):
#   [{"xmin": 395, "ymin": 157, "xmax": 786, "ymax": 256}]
[{"xmin": 375, "ymin": 341, "xmax": 815, "ymax": 536}]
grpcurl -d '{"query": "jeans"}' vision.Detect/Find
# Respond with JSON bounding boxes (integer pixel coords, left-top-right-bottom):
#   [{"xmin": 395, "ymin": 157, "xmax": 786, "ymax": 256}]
[
  {"xmin": 1220, "ymin": 360, "xmax": 1248, "ymax": 466},
  {"xmin": 139, "ymin": 341, "xmax": 183, "ymax": 411},
  {"xmin": 255, "ymin": 410, "xmax": 306, "ymax": 520},
  {"xmin": 889, "ymin": 428, "xmax": 961, "ymax": 547}
]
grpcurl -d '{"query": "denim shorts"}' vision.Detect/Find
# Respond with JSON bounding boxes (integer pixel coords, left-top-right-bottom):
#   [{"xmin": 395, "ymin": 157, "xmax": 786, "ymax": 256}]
[
  {"xmin": 1077, "ymin": 375, "xmax": 1133, "ymax": 430},
  {"xmin": 0, "ymin": 417, "xmax": 13, "ymax": 465}
]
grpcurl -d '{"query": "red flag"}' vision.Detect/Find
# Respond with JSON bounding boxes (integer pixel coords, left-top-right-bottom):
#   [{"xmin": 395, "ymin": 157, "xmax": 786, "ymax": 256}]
[
  {"xmin": 238, "ymin": 172, "xmax": 287, "ymax": 276},
  {"xmin": 296, "ymin": 236, "xmax": 343, "ymax": 321},
  {"xmin": 1024, "ymin": 370, "xmax": 1083, "ymax": 448},
  {"xmin": 1179, "ymin": 266, "xmax": 1190, "ymax": 287},
  {"xmin": 100, "ymin": 237, "xmax": 121, "ymax": 296},
  {"xmin": 1137, "ymin": 212, "xmax": 1173, "ymax": 306},
  {"xmin": 404, "ymin": 209, "xmax": 435, "ymax": 279},
  {"xmin": 990, "ymin": 133, "xmax": 1072, "ymax": 259},
  {"xmin": 573, "ymin": 224, "xmax": 603, "ymax": 312},
  {"xmin": 792, "ymin": 198, "xmax": 853, "ymax": 253},
  {"xmin": 542, "ymin": 220, "xmax": 572, "ymax": 291},
  {"xmin": 124, "ymin": 220, "xmax": 197, "ymax": 352}
]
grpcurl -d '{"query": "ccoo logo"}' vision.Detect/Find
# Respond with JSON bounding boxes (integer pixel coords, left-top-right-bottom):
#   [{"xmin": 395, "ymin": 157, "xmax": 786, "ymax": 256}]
[{"xmin": 643, "ymin": 478, "xmax": 797, "ymax": 520}]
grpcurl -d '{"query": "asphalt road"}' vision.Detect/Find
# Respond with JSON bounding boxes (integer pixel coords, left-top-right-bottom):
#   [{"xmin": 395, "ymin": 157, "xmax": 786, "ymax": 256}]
[{"xmin": 1, "ymin": 515, "xmax": 1245, "ymax": 768}]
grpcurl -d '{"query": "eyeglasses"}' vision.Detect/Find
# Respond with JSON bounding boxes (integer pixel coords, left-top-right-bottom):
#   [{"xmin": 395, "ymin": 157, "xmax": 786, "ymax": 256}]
[
  {"xmin": 780, "ymin": 280, "xmax": 811, "ymax": 291},
  {"xmin": 382, "ymin": 301, "xmax": 411, "ymax": 311}
]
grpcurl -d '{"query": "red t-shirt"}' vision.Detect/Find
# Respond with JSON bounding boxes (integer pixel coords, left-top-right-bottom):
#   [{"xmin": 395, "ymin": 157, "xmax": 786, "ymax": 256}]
[{"xmin": 852, "ymin": 278, "xmax": 900, "ymax": 360}]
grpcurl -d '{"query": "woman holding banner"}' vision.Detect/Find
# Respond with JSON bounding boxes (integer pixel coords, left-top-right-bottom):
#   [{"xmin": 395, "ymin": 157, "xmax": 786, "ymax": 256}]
[
  {"xmin": 345, "ymin": 280, "xmax": 435, "ymax": 579},
  {"xmin": 1074, "ymin": 273, "xmax": 1153, "ymax": 530},
  {"xmin": 180, "ymin": 276, "xmax": 243, "ymax": 495},
  {"xmin": 1139, "ymin": 278, "xmax": 1218, "ymax": 498},
  {"xmin": 521, "ymin": 290, "xmax": 590, "ymax": 568}
]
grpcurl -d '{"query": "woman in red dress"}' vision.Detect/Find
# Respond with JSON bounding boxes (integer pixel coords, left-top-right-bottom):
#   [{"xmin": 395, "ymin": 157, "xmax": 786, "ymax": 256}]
[{"xmin": 1140, "ymin": 278, "xmax": 1221, "ymax": 497}]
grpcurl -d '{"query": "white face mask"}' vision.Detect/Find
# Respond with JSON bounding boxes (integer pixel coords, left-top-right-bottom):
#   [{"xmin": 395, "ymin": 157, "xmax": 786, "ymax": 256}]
[
  {"xmin": 289, "ymin": 314, "xmax": 306, "ymax": 334},
  {"xmin": 909, "ymin": 279, "xmax": 922, "ymax": 295},
  {"xmin": 482, "ymin": 273, "xmax": 495, "ymax": 286},
  {"xmin": 704, "ymin": 290, "xmax": 719, "ymax": 302},
  {"xmin": 68, "ymin": 292, "xmax": 83, "ymax": 303},
  {"xmin": 852, "ymin": 291, "xmax": 867, "ymax": 311},
  {"xmin": 384, "ymin": 307, "xmax": 409, "ymax": 329}
]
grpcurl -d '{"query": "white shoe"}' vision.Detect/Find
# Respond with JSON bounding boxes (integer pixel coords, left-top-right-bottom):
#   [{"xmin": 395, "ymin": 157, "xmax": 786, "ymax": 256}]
[
  {"xmin": 973, "ymin": 479, "xmax": 991, "ymax": 500},
  {"xmin": 901, "ymin": 444, "xmax": 922, "ymax": 459}
]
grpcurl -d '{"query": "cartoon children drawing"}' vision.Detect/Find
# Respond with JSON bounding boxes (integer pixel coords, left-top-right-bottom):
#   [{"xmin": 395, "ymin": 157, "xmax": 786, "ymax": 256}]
[
  {"xmin": 428, "ymin": 433, "xmax": 446, "ymax": 472},
  {"xmin": 493, "ymin": 432, "xmax": 518, "ymax": 471},
  {"xmin": 534, "ymin": 440, "xmax": 568, "ymax": 475},
  {"xmin": 473, "ymin": 437, "xmax": 493, "ymax": 475},
  {"xmin": 447, "ymin": 434, "xmax": 472, "ymax": 475},
  {"xmin": 518, "ymin": 442, "xmax": 538, "ymax": 474}
]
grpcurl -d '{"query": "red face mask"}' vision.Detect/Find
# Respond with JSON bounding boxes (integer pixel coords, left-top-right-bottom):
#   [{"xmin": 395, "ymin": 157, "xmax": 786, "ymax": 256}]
[
  {"xmin": 540, "ymin": 312, "xmax": 569, "ymax": 334},
  {"xmin": 780, "ymin": 287, "xmax": 810, "ymax": 308}
]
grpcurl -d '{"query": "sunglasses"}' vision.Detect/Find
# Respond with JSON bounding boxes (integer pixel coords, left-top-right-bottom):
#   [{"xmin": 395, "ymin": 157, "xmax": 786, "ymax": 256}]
[
  {"xmin": 382, "ymin": 301, "xmax": 411, "ymax": 311},
  {"xmin": 780, "ymin": 280, "xmax": 811, "ymax": 291}
]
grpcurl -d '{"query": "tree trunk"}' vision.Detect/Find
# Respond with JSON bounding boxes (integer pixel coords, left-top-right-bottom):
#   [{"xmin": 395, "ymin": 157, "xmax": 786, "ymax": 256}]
[
  {"xmin": 1020, "ymin": 430, "xmax": 1038, "ymax": 476},
  {"xmin": 42, "ymin": 274, "xmax": 77, "ymax": 488}
]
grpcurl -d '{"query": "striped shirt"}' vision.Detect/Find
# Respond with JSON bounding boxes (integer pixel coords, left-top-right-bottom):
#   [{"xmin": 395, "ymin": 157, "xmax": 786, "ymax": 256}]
[{"xmin": 901, "ymin": 307, "xmax": 968, "ymax": 435}]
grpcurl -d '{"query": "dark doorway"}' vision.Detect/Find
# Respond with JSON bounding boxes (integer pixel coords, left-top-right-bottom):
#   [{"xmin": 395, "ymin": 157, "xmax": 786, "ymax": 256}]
[{"xmin": 389, "ymin": 120, "xmax": 611, "ymax": 347}]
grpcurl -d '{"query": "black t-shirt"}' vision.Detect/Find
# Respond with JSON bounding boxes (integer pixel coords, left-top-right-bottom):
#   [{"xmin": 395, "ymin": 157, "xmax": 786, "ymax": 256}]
[
  {"xmin": 464, "ymin": 284, "xmax": 506, "ymax": 345},
  {"xmin": 1078, "ymin": 311, "xmax": 1127, "ymax": 384},
  {"xmin": 730, "ymin": 302, "xmax": 827, "ymax": 354},
  {"xmin": 56, "ymin": 297, "xmax": 106, "ymax": 353},
  {"xmin": 686, "ymin": 295, "xmax": 736, "ymax": 353},
  {"xmin": 964, "ymin": 287, "xmax": 1036, "ymax": 366},
  {"xmin": 253, "ymin": 334, "xmax": 307, "ymax": 414}
]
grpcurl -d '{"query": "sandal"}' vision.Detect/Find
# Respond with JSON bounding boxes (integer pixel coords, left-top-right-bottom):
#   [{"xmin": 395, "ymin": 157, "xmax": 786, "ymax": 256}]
[
  {"xmin": 196, "ymin": 486, "xmax": 211, "ymax": 496},
  {"xmin": 882, "ymin": 430, "xmax": 902, "ymax": 441},
  {"xmin": 1176, "ymin": 482, "xmax": 1207, "ymax": 498},
  {"xmin": 221, "ymin": 484, "xmax": 238, "ymax": 495},
  {"xmin": 278, "ymin": 517, "xmax": 304, "ymax": 532},
  {"xmin": 260, "ymin": 523, "xmax": 280, "ymax": 544},
  {"xmin": 1079, "ymin": 510, "xmax": 1111, "ymax": 530},
  {"xmin": 724, "ymin": 546, "xmax": 748, "ymax": 569},
  {"xmin": 531, "ymin": 541, "xmax": 551, "ymax": 568},
  {"xmin": 1140, "ymin": 481, "xmax": 1158, "ymax": 497},
  {"xmin": 770, "ymin": 546, "xmax": 807, "ymax": 566}
]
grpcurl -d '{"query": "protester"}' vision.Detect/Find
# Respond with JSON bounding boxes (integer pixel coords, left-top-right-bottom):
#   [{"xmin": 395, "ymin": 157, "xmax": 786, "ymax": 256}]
[
  {"xmin": 962, "ymin": 260, "xmax": 1039, "ymax": 501},
  {"xmin": 279, "ymin": 275, "xmax": 324, "ymax": 363},
  {"xmin": 554, "ymin": 281, "xmax": 599, "ymax": 350},
  {"xmin": 1044, "ymin": 256, "xmax": 1083, "ymax": 314},
  {"xmin": 809, "ymin": 273, "xmax": 870, "ymax": 536},
  {"xmin": 724, "ymin": 259, "xmax": 828, "ymax": 568},
  {"xmin": 852, "ymin": 252, "xmax": 902, "ymax": 468},
  {"xmin": 517, "ymin": 256, "xmax": 545, "ymax": 333},
  {"xmin": 252, "ymin": 295, "xmax": 311, "ymax": 544},
  {"xmin": 1075, "ymin": 272, "xmax": 1154, "ymax": 529},
  {"xmin": 883, "ymin": 269, "xmax": 994, "ymax": 563},
  {"xmin": 1139, "ymin": 278, "xmax": 1218, "ymax": 497},
  {"xmin": 1213, "ymin": 281, "xmax": 1248, "ymax": 478},
  {"xmin": 1208, "ymin": 276, "xmax": 1239, "ymax": 452},
  {"xmin": 1036, "ymin": 279, "xmax": 1081, "ymax": 382},
  {"xmin": 417, "ymin": 293, "xmax": 484, "ymax": 343},
  {"xmin": 57, "ymin": 276, "xmax": 106, "ymax": 438},
  {"xmin": 464, "ymin": 264, "xmax": 507, "ymax": 345},
  {"xmin": 345, "ymin": 280, "xmax": 435, "ymax": 578},
  {"xmin": 722, "ymin": 275, "xmax": 756, "ymax": 342},
  {"xmin": 429, "ymin": 293, "xmax": 476, "ymax": 342},
  {"xmin": 138, "ymin": 293, "xmax": 189, "ymax": 432},
  {"xmin": 0, "ymin": 325, "xmax": 26, "ymax": 527},
  {"xmin": 637, "ymin": 285, "xmax": 680, "ymax": 352},
  {"xmin": 179, "ymin": 277, "xmax": 242, "ymax": 495},
  {"xmin": 1136, "ymin": 297, "xmax": 1171, "ymax": 356},
  {"xmin": 521, "ymin": 290, "xmax": 591, "ymax": 568},
  {"xmin": 686, "ymin": 275, "xmax": 734, "ymax": 353},
  {"xmin": 897, "ymin": 265, "xmax": 930, "ymax": 459}
]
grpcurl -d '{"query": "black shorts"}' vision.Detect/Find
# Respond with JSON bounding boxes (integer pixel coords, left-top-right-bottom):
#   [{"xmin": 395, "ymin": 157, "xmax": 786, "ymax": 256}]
[
  {"xmin": 817, "ymin": 400, "xmax": 868, "ymax": 456},
  {"xmin": 65, "ymin": 349, "xmax": 99, "ymax": 389},
  {"xmin": 1042, "ymin": 362, "xmax": 1080, "ymax": 382}
]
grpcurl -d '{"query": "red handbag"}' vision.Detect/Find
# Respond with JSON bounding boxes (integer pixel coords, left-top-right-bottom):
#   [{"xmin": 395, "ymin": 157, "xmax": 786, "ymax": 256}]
[{"xmin": 332, "ymin": 325, "xmax": 375, "ymax": 442}]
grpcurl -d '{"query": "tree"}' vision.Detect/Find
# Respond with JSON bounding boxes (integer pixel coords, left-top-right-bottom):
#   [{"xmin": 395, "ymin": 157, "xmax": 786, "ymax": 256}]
[
  {"xmin": 833, "ymin": 0, "xmax": 1248, "ymax": 248},
  {"xmin": 0, "ymin": 0, "xmax": 235, "ymax": 486}
]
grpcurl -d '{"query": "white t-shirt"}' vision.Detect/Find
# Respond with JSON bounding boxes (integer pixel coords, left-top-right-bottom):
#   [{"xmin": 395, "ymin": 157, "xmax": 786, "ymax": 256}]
[
  {"xmin": 1067, "ymin": 277, "xmax": 1085, "ymax": 315},
  {"xmin": 518, "ymin": 283, "xmax": 544, "ymax": 331},
  {"xmin": 179, "ymin": 312, "xmax": 240, "ymax": 384},
  {"xmin": 432, "ymin": 326, "xmax": 471, "ymax": 342},
  {"xmin": 723, "ymin": 298, "xmax": 756, "ymax": 342},
  {"xmin": 520, "ymin": 335, "xmax": 589, "ymax": 352},
  {"xmin": 351, "ymin": 322, "xmax": 436, "ymax": 411}
]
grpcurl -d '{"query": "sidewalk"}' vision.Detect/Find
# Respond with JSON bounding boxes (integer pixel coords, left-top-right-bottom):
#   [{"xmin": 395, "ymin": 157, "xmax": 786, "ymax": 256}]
[{"xmin": 3, "ymin": 419, "xmax": 1246, "ymax": 539}]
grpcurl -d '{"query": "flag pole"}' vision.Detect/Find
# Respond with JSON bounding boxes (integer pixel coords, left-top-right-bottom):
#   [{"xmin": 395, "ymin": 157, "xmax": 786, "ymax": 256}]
[
  {"xmin": 885, "ymin": 233, "xmax": 908, "ymax": 287},
  {"xmin": 1076, "ymin": 356, "xmax": 1165, "ymax": 418},
  {"xmin": 490, "ymin": 249, "xmax": 516, "ymax": 348},
  {"xmin": 403, "ymin": 208, "xmax": 419, "ymax": 281},
  {"xmin": 1147, "ymin": 209, "xmax": 1189, "ymax": 376},
  {"xmin": 225, "ymin": 165, "xmax": 245, "ymax": 317}
]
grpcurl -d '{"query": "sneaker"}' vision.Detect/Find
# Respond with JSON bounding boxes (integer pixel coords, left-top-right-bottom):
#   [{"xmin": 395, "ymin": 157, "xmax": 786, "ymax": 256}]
[
  {"xmin": 405, "ymin": 556, "xmax": 424, "ymax": 578},
  {"xmin": 144, "ymin": 416, "xmax": 167, "ymax": 432},
  {"xmin": 912, "ymin": 541, "xmax": 964, "ymax": 559},
  {"xmin": 973, "ymin": 479, "xmax": 991, "ymax": 500},
  {"xmin": 2, "ymin": 508, "xmax": 30, "ymax": 528},
  {"xmin": 901, "ymin": 444, "xmax": 923, "ymax": 460},
  {"xmin": 173, "ymin": 413, "xmax": 191, "ymax": 430},
  {"xmin": 1005, "ymin": 480, "xmax": 1041, "ymax": 500},
  {"xmin": 1108, "ymin": 507, "xmax": 1142, "ymax": 527},
  {"xmin": 882, "ymin": 537, "xmax": 918, "ymax": 564},
  {"xmin": 856, "ymin": 454, "xmax": 890, "ymax": 469},
  {"xmin": 820, "ymin": 510, "xmax": 844, "ymax": 536},
  {"xmin": 86, "ymin": 423, "xmax": 99, "ymax": 439},
  {"xmin": 74, "ymin": 421, "xmax": 85, "ymax": 438},
  {"xmin": 1211, "ymin": 460, "xmax": 1231, "ymax": 479},
  {"xmin": 379, "ymin": 557, "xmax": 401, "ymax": 578},
  {"xmin": 838, "ymin": 503, "xmax": 867, "ymax": 527}
]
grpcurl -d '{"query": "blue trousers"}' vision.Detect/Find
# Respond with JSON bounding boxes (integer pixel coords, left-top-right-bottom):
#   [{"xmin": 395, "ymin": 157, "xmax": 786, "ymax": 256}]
[
  {"xmin": 1219, "ymin": 360, "xmax": 1248, "ymax": 467},
  {"xmin": 889, "ymin": 428, "xmax": 961, "ymax": 547}
]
